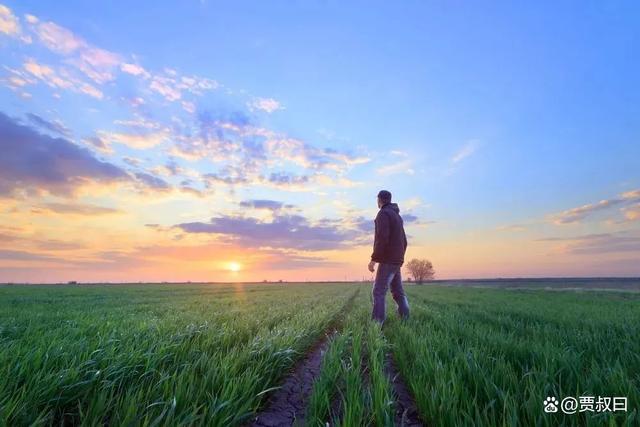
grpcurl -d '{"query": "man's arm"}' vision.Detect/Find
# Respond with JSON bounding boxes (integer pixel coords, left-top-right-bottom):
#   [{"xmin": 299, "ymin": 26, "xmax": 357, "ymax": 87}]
[
  {"xmin": 371, "ymin": 210, "xmax": 390, "ymax": 262},
  {"xmin": 403, "ymin": 227, "xmax": 407, "ymax": 251}
]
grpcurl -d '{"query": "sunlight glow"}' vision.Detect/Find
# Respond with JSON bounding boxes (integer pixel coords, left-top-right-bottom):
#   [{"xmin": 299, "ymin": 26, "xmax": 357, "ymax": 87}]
[{"xmin": 228, "ymin": 262, "xmax": 242, "ymax": 272}]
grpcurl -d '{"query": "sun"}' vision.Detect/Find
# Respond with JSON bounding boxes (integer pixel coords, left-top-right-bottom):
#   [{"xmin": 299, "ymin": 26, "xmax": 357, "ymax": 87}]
[{"xmin": 227, "ymin": 262, "xmax": 242, "ymax": 272}]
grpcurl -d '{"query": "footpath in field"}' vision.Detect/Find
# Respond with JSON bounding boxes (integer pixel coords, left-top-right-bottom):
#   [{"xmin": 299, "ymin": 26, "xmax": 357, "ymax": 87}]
[
  {"xmin": 248, "ymin": 288, "xmax": 425, "ymax": 427},
  {"xmin": 384, "ymin": 353, "xmax": 422, "ymax": 426},
  {"xmin": 248, "ymin": 289, "xmax": 358, "ymax": 426}
]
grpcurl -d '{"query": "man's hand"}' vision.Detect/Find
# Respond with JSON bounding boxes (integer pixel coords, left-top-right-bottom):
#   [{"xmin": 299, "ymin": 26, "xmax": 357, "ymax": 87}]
[{"xmin": 368, "ymin": 260, "xmax": 376, "ymax": 273}]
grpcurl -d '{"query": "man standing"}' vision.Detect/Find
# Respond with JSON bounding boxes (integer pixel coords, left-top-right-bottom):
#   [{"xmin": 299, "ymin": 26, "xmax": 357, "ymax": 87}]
[{"xmin": 368, "ymin": 190, "xmax": 410, "ymax": 323}]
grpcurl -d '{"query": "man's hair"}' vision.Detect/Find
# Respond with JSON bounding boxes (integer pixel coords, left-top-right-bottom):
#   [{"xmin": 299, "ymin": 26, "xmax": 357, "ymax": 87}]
[{"xmin": 377, "ymin": 190, "xmax": 392, "ymax": 203}]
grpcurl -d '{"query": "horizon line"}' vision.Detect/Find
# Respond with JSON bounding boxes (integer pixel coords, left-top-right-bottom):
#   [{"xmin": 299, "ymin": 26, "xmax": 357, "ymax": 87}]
[{"xmin": 3, "ymin": 276, "xmax": 640, "ymax": 286}]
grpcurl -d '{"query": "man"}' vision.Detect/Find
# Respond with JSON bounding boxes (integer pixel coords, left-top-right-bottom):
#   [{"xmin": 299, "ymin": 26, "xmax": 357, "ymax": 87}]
[{"xmin": 368, "ymin": 190, "xmax": 410, "ymax": 323}]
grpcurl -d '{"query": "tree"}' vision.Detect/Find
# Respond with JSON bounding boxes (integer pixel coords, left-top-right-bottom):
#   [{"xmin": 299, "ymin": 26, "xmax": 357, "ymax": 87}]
[{"xmin": 405, "ymin": 259, "xmax": 435, "ymax": 284}]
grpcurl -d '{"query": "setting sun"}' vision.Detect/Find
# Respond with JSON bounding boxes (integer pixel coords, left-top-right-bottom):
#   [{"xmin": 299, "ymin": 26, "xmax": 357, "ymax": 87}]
[{"xmin": 228, "ymin": 262, "xmax": 242, "ymax": 272}]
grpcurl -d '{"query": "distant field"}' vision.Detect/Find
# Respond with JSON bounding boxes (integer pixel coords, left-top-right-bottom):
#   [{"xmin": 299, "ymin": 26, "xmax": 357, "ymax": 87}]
[
  {"xmin": 1, "ymin": 281, "xmax": 638, "ymax": 426},
  {"xmin": 430, "ymin": 277, "xmax": 640, "ymax": 292}
]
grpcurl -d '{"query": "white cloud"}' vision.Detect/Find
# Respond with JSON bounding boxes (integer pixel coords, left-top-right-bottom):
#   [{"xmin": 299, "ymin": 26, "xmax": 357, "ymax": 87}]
[
  {"xmin": 99, "ymin": 130, "xmax": 169, "ymax": 149},
  {"xmin": 0, "ymin": 4, "xmax": 20, "ymax": 36},
  {"xmin": 22, "ymin": 59, "xmax": 103, "ymax": 99},
  {"xmin": 376, "ymin": 160, "xmax": 415, "ymax": 176},
  {"xmin": 549, "ymin": 189, "xmax": 640, "ymax": 225},
  {"xmin": 79, "ymin": 83, "xmax": 103, "ymax": 99},
  {"xmin": 451, "ymin": 140, "xmax": 478, "ymax": 164},
  {"xmin": 23, "ymin": 59, "xmax": 71, "ymax": 89},
  {"xmin": 26, "ymin": 19, "xmax": 121, "ymax": 84},
  {"xmin": 150, "ymin": 76, "xmax": 181, "ymax": 101},
  {"xmin": 74, "ymin": 46, "xmax": 121, "ymax": 83},
  {"xmin": 24, "ymin": 14, "xmax": 38, "ymax": 24},
  {"xmin": 248, "ymin": 97, "xmax": 283, "ymax": 113},
  {"xmin": 121, "ymin": 63, "xmax": 149, "ymax": 78},
  {"xmin": 181, "ymin": 101, "xmax": 196, "ymax": 114},
  {"xmin": 33, "ymin": 21, "xmax": 84, "ymax": 54}
]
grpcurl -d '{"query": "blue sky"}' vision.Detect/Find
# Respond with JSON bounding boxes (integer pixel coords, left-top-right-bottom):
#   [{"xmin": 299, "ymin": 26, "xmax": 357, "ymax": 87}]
[{"xmin": 0, "ymin": 1, "xmax": 639, "ymax": 281}]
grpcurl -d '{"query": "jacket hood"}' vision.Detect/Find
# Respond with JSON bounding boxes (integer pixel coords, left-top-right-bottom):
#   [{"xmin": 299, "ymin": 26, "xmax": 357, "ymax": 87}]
[{"xmin": 382, "ymin": 202, "xmax": 400, "ymax": 213}]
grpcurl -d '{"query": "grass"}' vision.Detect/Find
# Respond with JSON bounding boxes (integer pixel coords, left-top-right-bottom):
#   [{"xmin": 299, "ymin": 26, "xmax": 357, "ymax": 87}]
[
  {"xmin": 306, "ymin": 299, "xmax": 395, "ymax": 427},
  {"xmin": 1, "ymin": 282, "xmax": 639, "ymax": 426},
  {"xmin": 386, "ymin": 285, "xmax": 640, "ymax": 426},
  {"xmin": 0, "ymin": 283, "xmax": 356, "ymax": 426}
]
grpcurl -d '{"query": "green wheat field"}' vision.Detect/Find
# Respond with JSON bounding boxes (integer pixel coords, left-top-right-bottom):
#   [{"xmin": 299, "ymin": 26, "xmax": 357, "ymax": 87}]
[{"xmin": 1, "ymin": 282, "xmax": 638, "ymax": 426}]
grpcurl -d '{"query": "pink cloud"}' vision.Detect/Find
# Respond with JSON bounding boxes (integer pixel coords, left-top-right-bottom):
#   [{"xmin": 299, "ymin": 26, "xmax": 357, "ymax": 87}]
[{"xmin": 0, "ymin": 4, "xmax": 20, "ymax": 36}]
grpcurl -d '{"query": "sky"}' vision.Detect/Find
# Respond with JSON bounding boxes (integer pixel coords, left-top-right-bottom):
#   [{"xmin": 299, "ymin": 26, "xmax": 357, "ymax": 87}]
[{"xmin": 0, "ymin": 1, "xmax": 639, "ymax": 283}]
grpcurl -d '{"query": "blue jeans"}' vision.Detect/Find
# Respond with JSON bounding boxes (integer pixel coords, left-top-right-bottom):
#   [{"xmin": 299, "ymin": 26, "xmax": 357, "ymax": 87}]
[{"xmin": 372, "ymin": 262, "xmax": 410, "ymax": 323}]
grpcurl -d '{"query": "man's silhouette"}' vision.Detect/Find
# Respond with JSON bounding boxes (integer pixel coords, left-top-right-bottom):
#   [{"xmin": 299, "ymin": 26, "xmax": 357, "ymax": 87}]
[{"xmin": 368, "ymin": 190, "xmax": 410, "ymax": 323}]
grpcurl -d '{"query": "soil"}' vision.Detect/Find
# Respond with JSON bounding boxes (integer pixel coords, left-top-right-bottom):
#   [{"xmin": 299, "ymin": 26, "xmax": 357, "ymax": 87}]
[
  {"xmin": 385, "ymin": 352, "xmax": 424, "ymax": 426},
  {"xmin": 248, "ymin": 290, "xmax": 358, "ymax": 427},
  {"xmin": 247, "ymin": 331, "xmax": 335, "ymax": 427}
]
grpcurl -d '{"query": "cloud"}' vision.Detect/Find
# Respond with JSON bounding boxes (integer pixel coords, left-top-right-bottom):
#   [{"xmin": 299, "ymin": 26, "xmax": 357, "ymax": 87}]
[
  {"xmin": 14, "ymin": 11, "xmax": 220, "ymax": 103},
  {"xmin": 83, "ymin": 136, "xmax": 112, "ymax": 154},
  {"xmin": 134, "ymin": 172, "xmax": 171, "ymax": 191},
  {"xmin": 264, "ymin": 137, "xmax": 369, "ymax": 171},
  {"xmin": 78, "ymin": 82, "xmax": 103, "ymax": 99},
  {"xmin": 0, "ymin": 66, "xmax": 36, "ymax": 91},
  {"xmin": 26, "ymin": 113, "xmax": 70, "ymax": 137},
  {"xmin": 32, "ymin": 20, "xmax": 84, "ymax": 54},
  {"xmin": 99, "ymin": 130, "xmax": 169, "ymax": 149},
  {"xmin": 182, "ymin": 101, "xmax": 196, "ymax": 114},
  {"xmin": 72, "ymin": 46, "xmax": 121, "ymax": 83},
  {"xmin": 248, "ymin": 97, "xmax": 283, "ymax": 113},
  {"xmin": 0, "ymin": 249, "xmax": 59, "ymax": 262},
  {"xmin": 549, "ymin": 189, "xmax": 640, "ymax": 224},
  {"xmin": 0, "ymin": 4, "xmax": 20, "ymax": 36},
  {"xmin": 177, "ymin": 75, "xmax": 218, "ymax": 94},
  {"xmin": 23, "ymin": 59, "xmax": 67, "ymax": 86},
  {"xmin": 150, "ymin": 76, "xmax": 182, "ymax": 101},
  {"xmin": 376, "ymin": 159, "xmax": 415, "ymax": 176},
  {"xmin": 22, "ymin": 58, "xmax": 103, "ymax": 99},
  {"xmin": 33, "ymin": 202, "xmax": 121, "ymax": 215},
  {"xmin": 538, "ymin": 233, "xmax": 640, "ymax": 255},
  {"xmin": 239, "ymin": 199, "xmax": 288, "ymax": 210},
  {"xmin": 550, "ymin": 199, "xmax": 624, "ymax": 224},
  {"xmin": 403, "ymin": 213, "xmax": 420, "ymax": 223},
  {"xmin": 173, "ymin": 111, "xmax": 369, "ymax": 174},
  {"xmin": 266, "ymin": 171, "xmax": 310, "ymax": 187},
  {"xmin": 1, "ymin": 6, "xmax": 374, "ymax": 209},
  {"xmin": 148, "ymin": 72, "xmax": 218, "ymax": 102},
  {"xmin": 622, "ymin": 190, "xmax": 640, "ymax": 200},
  {"xmin": 622, "ymin": 203, "xmax": 640, "ymax": 222},
  {"xmin": 451, "ymin": 140, "xmax": 478, "ymax": 164},
  {"xmin": 203, "ymin": 170, "xmax": 251, "ymax": 186},
  {"xmin": 122, "ymin": 156, "xmax": 142, "ymax": 167},
  {"xmin": 0, "ymin": 111, "xmax": 130, "ymax": 197},
  {"xmin": 175, "ymin": 212, "xmax": 368, "ymax": 251},
  {"xmin": 120, "ymin": 62, "xmax": 149, "ymax": 78},
  {"xmin": 29, "ymin": 19, "xmax": 120, "ymax": 83},
  {"xmin": 179, "ymin": 185, "xmax": 204, "ymax": 197}
]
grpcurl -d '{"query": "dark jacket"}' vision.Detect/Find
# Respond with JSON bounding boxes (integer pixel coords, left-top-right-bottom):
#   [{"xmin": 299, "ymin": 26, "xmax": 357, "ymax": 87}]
[{"xmin": 371, "ymin": 202, "xmax": 407, "ymax": 265}]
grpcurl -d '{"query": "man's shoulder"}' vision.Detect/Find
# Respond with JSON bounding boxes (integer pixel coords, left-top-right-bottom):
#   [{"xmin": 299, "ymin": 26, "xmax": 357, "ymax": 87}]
[{"xmin": 381, "ymin": 205, "xmax": 400, "ymax": 218}]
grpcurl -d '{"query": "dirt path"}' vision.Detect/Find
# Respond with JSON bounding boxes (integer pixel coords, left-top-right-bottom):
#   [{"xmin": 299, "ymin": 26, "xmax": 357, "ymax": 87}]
[
  {"xmin": 248, "ymin": 331, "xmax": 335, "ymax": 427},
  {"xmin": 384, "ymin": 352, "xmax": 424, "ymax": 426},
  {"xmin": 247, "ymin": 290, "xmax": 358, "ymax": 427}
]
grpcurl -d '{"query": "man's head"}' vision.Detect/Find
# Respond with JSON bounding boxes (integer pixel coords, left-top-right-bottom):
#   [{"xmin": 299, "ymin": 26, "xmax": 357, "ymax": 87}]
[{"xmin": 377, "ymin": 190, "xmax": 392, "ymax": 208}]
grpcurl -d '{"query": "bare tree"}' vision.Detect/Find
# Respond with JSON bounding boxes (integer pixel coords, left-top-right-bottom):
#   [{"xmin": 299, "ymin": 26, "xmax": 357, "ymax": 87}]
[{"xmin": 405, "ymin": 259, "xmax": 435, "ymax": 284}]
